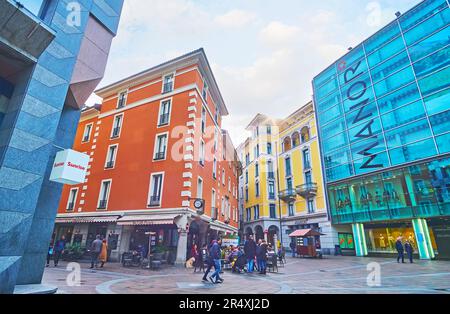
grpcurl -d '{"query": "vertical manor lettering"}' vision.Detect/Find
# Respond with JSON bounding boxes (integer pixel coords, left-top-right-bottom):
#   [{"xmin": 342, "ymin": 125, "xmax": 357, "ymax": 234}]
[{"xmin": 343, "ymin": 60, "xmax": 383, "ymax": 170}]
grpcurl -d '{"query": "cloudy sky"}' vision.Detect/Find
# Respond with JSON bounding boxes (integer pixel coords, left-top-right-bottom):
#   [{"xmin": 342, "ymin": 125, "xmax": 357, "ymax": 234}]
[{"xmin": 89, "ymin": 0, "xmax": 421, "ymax": 146}]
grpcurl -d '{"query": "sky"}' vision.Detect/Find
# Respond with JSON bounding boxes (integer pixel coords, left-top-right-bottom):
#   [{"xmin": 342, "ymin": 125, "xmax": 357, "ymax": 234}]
[{"xmin": 88, "ymin": 0, "xmax": 422, "ymax": 146}]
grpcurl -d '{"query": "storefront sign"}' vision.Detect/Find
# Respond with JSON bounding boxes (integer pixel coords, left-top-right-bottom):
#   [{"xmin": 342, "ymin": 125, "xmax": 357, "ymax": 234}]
[
  {"xmin": 222, "ymin": 237, "xmax": 239, "ymax": 247},
  {"xmin": 50, "ymin": 149, "xmax": 89, "ymax": 185}
]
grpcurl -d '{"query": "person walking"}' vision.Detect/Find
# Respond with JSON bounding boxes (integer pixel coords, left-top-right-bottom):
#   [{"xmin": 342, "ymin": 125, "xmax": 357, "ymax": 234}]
[
  {"xmin": 46, "ymin": 243, "xmax": 54, "ymax": 267},
  {"xmin": 90, "ymin": 235, "xmax": 103, "ymax": 269},
  {"xmin": 290, "ymin": 241, "xmax": 296, "ymax": 258},
  {"xmin": 192, "ymin": 244, "xmax": 203, "ymax": 273},
  {"xmin": 256, "ymin": 240, "xmax": 268, "ymax": 275},
  {"xmin": 244, "ymin": 235, "xmax": 257, "ymax": 273},
  {"xmin": 202, "ymin": 240, "xmax": 215, "ymax": 283},
  {"xmin": 404, "ymin": 240, "xmax": 414, "ymax": 264},
  {"xmin": 99, "ymin": 239, "xmax": 108, "ymax": 268},
  {"xmin": 209, "ymin": 238, "xmax": 224, "ymax": 284},
  {"xmin": 395, "ymin": 236, "xmax": 405, "ymax": 263},
  {"xmin": 53, "ymin": 236, "xmax": 66, "ymax": 267}
]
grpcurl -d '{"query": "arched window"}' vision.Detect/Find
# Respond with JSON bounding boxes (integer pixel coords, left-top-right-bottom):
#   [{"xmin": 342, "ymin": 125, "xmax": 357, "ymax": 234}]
[
  {"xmin": 301, "ymin": 127, "xmax": 310, "ymax": 143},
  {"xmin": 283, "ymin": 136, "xmax": 292, "ymax": 152},
  {"xmin": 292, "ymin": 132, "xmax": 300, "ymax": 147}
]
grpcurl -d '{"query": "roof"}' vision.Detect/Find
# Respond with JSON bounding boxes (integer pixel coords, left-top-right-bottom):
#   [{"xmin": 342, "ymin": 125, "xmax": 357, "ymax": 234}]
[
  {"xmin": 94, "ymin": 48, "xmax": 229, "ymax": 116},
  {"xmin": 289, "ymin": 229, "xmax": 324, "ymax": 237}
]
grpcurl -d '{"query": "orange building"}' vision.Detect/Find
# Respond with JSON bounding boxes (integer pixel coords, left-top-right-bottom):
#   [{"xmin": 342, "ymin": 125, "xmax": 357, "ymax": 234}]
[{"xmin": 53, "ymin": 49, "xmax": 240, "ymax": 263}]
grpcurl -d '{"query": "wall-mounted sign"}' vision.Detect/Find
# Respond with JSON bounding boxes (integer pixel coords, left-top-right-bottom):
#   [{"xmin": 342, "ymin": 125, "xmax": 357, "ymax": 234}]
[{"xmin": 50, "ymin": 149, "xmax": 89, "ymax": 185}]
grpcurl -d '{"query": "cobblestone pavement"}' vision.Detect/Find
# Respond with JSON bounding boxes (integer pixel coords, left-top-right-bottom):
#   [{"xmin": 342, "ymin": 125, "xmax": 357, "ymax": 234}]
[{"xmin": 42, "ymin": 256, "xmax": 450, "ymax": 294}]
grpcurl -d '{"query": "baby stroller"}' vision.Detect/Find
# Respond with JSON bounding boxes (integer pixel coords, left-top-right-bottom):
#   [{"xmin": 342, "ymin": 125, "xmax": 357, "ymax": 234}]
[{"xmin": 231, "ymin": 253, "xmax": 247, "ymax": 273}]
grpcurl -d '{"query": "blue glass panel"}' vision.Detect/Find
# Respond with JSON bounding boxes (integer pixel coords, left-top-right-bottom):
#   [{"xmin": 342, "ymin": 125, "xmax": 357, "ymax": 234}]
[
  {"xmin": 436, "ymin": 132, "xmax": 450, "ymax": 153},
  {"xmin": 418, "ymin": 65, "xmax": 450, "ymax": 96},
  {"xmin": 348, "ymin": 118, "xmax": 382, "ymax": 144},
  {"xmin": 336, "ymin": 46, "xmax": 365, "ymax": 73},
  {"xmin": 370, "ymin": 51, "xmax": 410, "ymax": 83},
  {"xmin": 321, "ymin": 118, "xmax": 346, "ymax": 139},
  {"xmin": 367, "ymin": 37, "xmax": 405, "ymax": 68},
  {"xmin": 373, "ymin": 66, "xmax": 415, "ymax": 98},
  {"xmin": 408, "ymin": 26, "xmax": 450, "ymax": 62},
  {"xmin": 381, "ymin": 100, "xmax": 426, "ymax": 131},
  {"xmin": 316, "ymin": 77, "xmax": 339, "ymax": 100},
  {"xmin": 318, "ymin": 103, "xmax": 344, "ymax": 125},
  {"xmin": 377, "ymin": 82, "xmax": 421, "ymax": 114},
  {"xmin": 385, "ymin": 118, "xmax": 433, "ymax": 149},
  {"xmin": 322, "ymin": 132, "xmax": 348, "ymax": 152},
  {"xmin": 424, "ymin": 87, "xmax": 450, "ymax": 115},
  {"xmin": 342, "ymin": 74, "xmax": 374, "ymax": 112},
  {"xmin": 400, "ymin": 0, "xmax": 448, "ymax": 31},
  {"xmin": 365, "ymin": 22, "xmax": 401, "ymax": 54},
  {"xmin": 345, "ymin": 100, "xmax": 378, "ymax": 130},
  {"xmin": 326, "ymin": 163, "xmax": 354, "ymax": 182},
  {"xmin": 413, "ymin": 45, "xmax": 450, "ymax": 78},
  {"xmin": 324, "ymin": 147, "xmax": 351, "ymax": 169},
  {"xmin": 429, "ymin": 110, "xmax": 450, "ymax": 135},
  {"xmin": 314, "ymin": 66, "xmax": 337, "ymax": 89},
  {"xmin": 354, "ymin": 152, "xmax": 389, "ymax": 175},
  {"xmin": 389, "ymin": 138, "xmax": 437, "ymax": 165},
  {"xmin": 404, "ymin": 9, "xmax": 450, "ymax": 46},
  {"xmin": 316, "ymin": 89, "xmax": 341, "ymax": 113},
  {"xmin": 350, "ymin": 135, "xmax": 386, "ymax": 161},
  {"xmin": 20, "ymin": 0, "xmax": 45, "ymax": 16},
  {"xmin": 338, "ymin": 58, "xmax": 368, "ymax": 87}
]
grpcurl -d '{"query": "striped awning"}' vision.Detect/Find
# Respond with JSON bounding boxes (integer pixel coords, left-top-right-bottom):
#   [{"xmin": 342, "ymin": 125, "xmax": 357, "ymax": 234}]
[
  {"xmin": 55, "ymin": 216, "xmax": 120, "ymax": 224},
  {"xmin": 116, "ymin": 214, "xmax": 175, "ymax": 226}
]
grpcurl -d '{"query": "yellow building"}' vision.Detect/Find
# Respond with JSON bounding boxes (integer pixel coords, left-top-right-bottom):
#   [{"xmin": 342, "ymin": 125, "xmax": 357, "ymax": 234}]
[{"xmin": 239, "ymin": 103, "xmax": 340, "ymax": 253}]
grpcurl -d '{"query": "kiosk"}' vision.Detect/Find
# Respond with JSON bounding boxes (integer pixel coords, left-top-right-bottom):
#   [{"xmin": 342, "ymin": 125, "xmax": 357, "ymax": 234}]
[{"xmin": 289, "ymin": 229, "xmax": 324, "ymax": 258}]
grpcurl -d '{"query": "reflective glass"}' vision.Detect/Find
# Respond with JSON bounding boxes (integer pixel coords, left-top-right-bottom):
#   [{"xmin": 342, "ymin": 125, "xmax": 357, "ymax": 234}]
[
  {"xmin": 389, "ymin": 138, "xmax": 437, "ymax": 165},
  {"xmin": 318, "ymin": 103, "xmax": 344, "ymax": 125},
  {"xmin": 371, "ymin": 51, "xmax": 410, "ymax": 83},
  {"xmin": 342, "ymin": 76, "xmax": 375, "ymax": 112},
  {"xmin": 20, "ymin": 0, "xmax": 45, "ymax": 16},
  {"xmin": 326, "ymin": 164, "xmax": 354, "ymax": 183},
  {"xmin": 436, "ymin": 132, "xmax": 450, "ymax": 153},
  {"xmin": 322, "ymin": 132, "xmax": 348, "ymax": 152},
  {"xmin": 408, "ymin": 26, "xmax": 450, "ymax": 62},
  {"xmin": 385, "ymin": 118, "xmax": 432, "ymax": 149},
  {"xmin": 418, "ymin": 65, "xmax": 450, "ymax": 96},
  {"xmin": 413, "ymin": 45, "xmax": 450, "ymax": 78},
  {"xmin": 321, "ymin": 118, "xmax": 346, "ymax": 139},
  {"xmin": 429, "ymin": 110, "xmax": 450, "ymax": 135},
  {"xmin": 423, "ymin": 87, "xmax": 450, "ymax": 115},
  {"xmin": 381, "ymin": 100, "xmax": 426, "ymax": 131},
  {"xmin": 316, "ymin": 89, "xmax": 341, "ymax": 113},
  {"xmin": 316, "ymin": 77, "xmax": 339, "ymax": 100},
  {"xmin": 336, "ymin": 46, "xmax": 365, "ymax": 72},
  {"xmin": 313, "ymin": 66, "xmax": 336, "ymax": 89},
  {"xmin": 404, "ymin": 9, "xmax": 450, "ymax": 46},
  {"xmin": 373, "ymin": 66, "xmax": 415, "ymax": 98},
  {"xmin": 338, "ymin": 58, "xmax": 368, "ymax": 87},
  {"xmin": 350, "ymin": 135, "xmax": 386, "ymax": 160},
  {"xmin": 348, "ymin": 118, "xmax": 382, "ymax": 144},
  {"xmin": 400, "ymin": 0, "xmax": 448, "ymax": 31},
  {"xmin": 365, "ymin": 23, "xmax": 401, "ymax": 54},
  {"xmin": 354, "ymin": 152, "xmax": 390, "ymax": 175},
  {"xmin": 377, "ymin": 83, "xmax": 421, "ymax": 114},
  {"xmin": 324, "ymin": 147, "xmax": 352, "ymax": 169},
  {"xmin": 345, "ymin": 100, "xmax": 378, "ymax": 130},
  {"xmin": 367, "ymin": 36, "xmax": 405, "ymax": 68}
]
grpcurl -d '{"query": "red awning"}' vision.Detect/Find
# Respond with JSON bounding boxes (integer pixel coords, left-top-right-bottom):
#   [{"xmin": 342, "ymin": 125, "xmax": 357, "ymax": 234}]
[
  {"xmin": 55, "ymin": 216, "xmax": 120, "ymax": 224},
  {"xmin": 289, "ymin": 229, "xmax": 324, "ymax": 237}
]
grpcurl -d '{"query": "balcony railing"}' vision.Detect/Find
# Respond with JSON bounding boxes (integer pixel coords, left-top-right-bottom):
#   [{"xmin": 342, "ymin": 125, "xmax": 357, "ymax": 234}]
[
  {"xmin": 159, "ymin": 113, "xmax": 169, "ymax": 126},
  {"xmin": 67, "ymin": 203, "xmax": 74, "ymax": 211},
  {"xmin": 148, "ymin": 196, "xmax": 161, "ymax": 207},
  {"xmin": 105, "ymin": 161, "xmax": 115, "ymax": 169},
  {"xmin": 278, "ymin": 189, "xmax": 297, "ymax": 202},
  {"xmin": 111, "ymin": 127, "xmax": 121, "ymax": 138},
  {"xmin": 269, "ymin": 193, "xmax": 276, "ymax": 200},
  {"xmin": 98, "ymin": 200, "xmax": 107, "ymax": 209},
  {"xmin": 296, "ymin": 182, "xmax": 318, "ymax": 198},
  {"xmin": 154, "ymin": 151, "xmax": 166, "ymax": 160},
  {"xmin": 162, "ymin": 82, "xmax": 173, "ymax": 94}
]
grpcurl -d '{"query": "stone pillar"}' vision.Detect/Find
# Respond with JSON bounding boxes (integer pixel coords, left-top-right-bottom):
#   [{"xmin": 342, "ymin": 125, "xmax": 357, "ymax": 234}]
[
  {"xmin": 412, "ymin": 218, "xmax": 435, "ymax": 260},
  {"xmin": 273, "ymin": 234, "xmax": 278, "ymax": 253},
  {"xmin": 176, "ymin": 230, "xmax": 188, "ymax": 265},
  {"xmin": 352, "ymin": 223, "xmax": 368, "ymax": 257}
]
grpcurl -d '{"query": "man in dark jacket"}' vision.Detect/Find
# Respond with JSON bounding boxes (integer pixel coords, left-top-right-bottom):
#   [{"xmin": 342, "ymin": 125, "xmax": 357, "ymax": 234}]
[
  {"xmin": 244, "ymin": 235, "xmax": 257, "ymax": 273},
  {"xmin": 290, "ymin": 241, "xmax": 296, "ymax": 258},
  {"xmin": 209, "ymin": 239, "xmax": 223, "ymax": 284},
  {"xmin": 90, "ymin": 235, "xmax": 103, "ymax": 269},
  {"xmin": 395, "ymin": 237, "xmax": 405, "ymax": 263},
  {"xmin": 53, "ymin": 236, "xmax": 66, "ymax": 267},
  {"xmin": 404, "ymin": 240, "xmax": 414, "ymax": 263},
  {"xmin": 257, "ymin": 240, "xmax": 268, "ymax": 275}
]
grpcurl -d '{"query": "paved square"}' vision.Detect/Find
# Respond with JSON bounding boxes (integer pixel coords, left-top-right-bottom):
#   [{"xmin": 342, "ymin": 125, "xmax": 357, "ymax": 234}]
[{"xmin": 42, "ymin": 256, "xmax": 450, "ymax": 294}]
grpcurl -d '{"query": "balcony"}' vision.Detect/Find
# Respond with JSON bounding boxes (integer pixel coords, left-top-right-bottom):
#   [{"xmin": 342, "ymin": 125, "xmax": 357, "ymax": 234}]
[
  {"xmin": 98, "ymin": 200, "xmax": 107, "ymax": 210},
  {"xmin": 278, "ymin": 189, "xmax": 297, "ymax": 202},
  {"xmin": 159, "ymin": 113, "xmax": 169, "ymax": 126},
  {"xmin": 148, "ymin": 196, "xmax": 161, "ymax": 207},
  {"xmin": 111, "ymin": 127, "xmax": 121, "ymax": 138},
  {"xmin": 296, "ymin": 183, "xmax": 318, "ymax": 199},
  {"xmin": 154, "ymin": 151, "xmax": 166, "ymax": 161}
]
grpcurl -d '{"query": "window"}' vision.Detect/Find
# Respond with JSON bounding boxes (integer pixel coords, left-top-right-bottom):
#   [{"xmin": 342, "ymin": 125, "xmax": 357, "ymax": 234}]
[
  {"xmin": 214, "ymin": 105, "xmax": 219, "ymax": 124},
  {"xmin": 197, "ymin": 177, "xmax": 203, "ymax": 199},
  {"xmin": 245, "ymin": 187, "xmax": 249, "ymax": 202},
  {"xmin": 246, "ymin": 208, "xmax": 251, "ymax": 221},
  {"xmin": 285, "ymin": 157, "xmax": 292, "ymax": 176},
  {"xmin": 213, "ymin": 158, "xmax": 217, "ymax": 179},
  {"xmin": 117, "ymin": 91, "xmax": 127, "ymax": 108},
  {"xmin": 288, "ymin": 203, "xmax": 295, "ymax": 216},
  {"xmin": 159, "ymin": 99, "xmax": 171, "ymax": 126},
  {"xmin": 268, "ymin": 181, "xmax": 275, "ymax": 200},
  {"xmin": 82, "ymin": 123, "xmax": 93, "ymax": 142},
  {"xmin": 254, "ymin": 144, "xmax": 260, "ymax": 158},
  {"xmin": 307, "ymin": 199, "xmax": 315, "ymax": 213},
  {"xmin": 105, "ymin": 144, "xmax": 118, "ymax": 169},
  {"xmin": 162, "ymin": 74, "xmax": 174, "ymax": 93},
  {"xmin": 305, "ymin": 171, "xmax": 312, "ymax": 184},
  {"xmin": 267, "ymin": 160, "xmax": 274, "ymax": 179},
  {"xmin": 111, "ymin": 114, "xmax": 123, "ymax": 138},
  {"xmin": 267, "ymin": 143, "xmax": 272, "ymax": 155},
  {"xmin": 214, "ymin": 129, "xmax": 218, "ymax": 152},
  {"xmin": 66, "ymin": 188, "xmax": 78, "ymax": 211},
  {"xmin": 228, "ymin": 177, "xmax": 231, "ymax": 192},
  {"xmin": 148, "ymin": 173, "xmax": 164, "ymax": 207},
  {"xmin": 270, "ymin": 204, "xmax": 276, "ymax": 219},
  {"xmin": 254, "ymin": 205, "xmax": 260, "ymax": 220},
  {"xmin": 303, "ymin": 149, "xmax": 311, "ymax": 170},
  {"xmin": 245, "ymin": 153, "xmax": 250, "ymax": 166},
  {"xmin": 222, "ymin": 169, "xmax": 226, "ymax": 185},
  {"xmin": 154, "ymin": 133, "xmax": 168, "ymax": 160},
  {"xmin": 255, "ymin": 163, "xmax": 259, "ymax": 177},
  {"xmin": 245, "ymin": 170, "xmax": 248, "ymax": 184},
  {"xmin": 201, "ymin": 107, "xmax": 206, "ymax": 134},
  {"xmin": 287, "ymin": 178, "xmax": 293, "ymax": 190},
  {"xmin": 199, "ymin": 140, "xmax": 205, "ymax": 166},
  {"xmin": 97, "ymin": 180, "xmax": 111, "ymax": 210},
  {"xmin": 202, "ymin": 79, "xmax": 208, "ymax": 102},
  {"xmin": 255, "ymin": 182, "xmax": 260, "ymax": 197},
  {"xmin": 211, "ymin": 189, "xmax": 217, "ymax": 219},
  {"xmin": 267, "ymin": 125, "xmax": 272, "ymax": 135}
]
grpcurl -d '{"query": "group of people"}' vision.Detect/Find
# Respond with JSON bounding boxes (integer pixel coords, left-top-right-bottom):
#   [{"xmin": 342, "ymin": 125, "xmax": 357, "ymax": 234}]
[
  {"xmin": 395, "ymin": 236, "xmax": 415, "ymax": 264},
  {"xmin": 46, "ymin": 234, "xmax": 108, "ymax": 269},
  {"xmin": 243, "ymin": 235, "xmax": 272, "ymax": 275}
]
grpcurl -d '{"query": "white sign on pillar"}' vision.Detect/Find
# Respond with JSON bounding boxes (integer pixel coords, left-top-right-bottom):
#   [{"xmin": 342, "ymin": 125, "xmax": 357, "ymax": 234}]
[{"xmin": 49, "ymin": 149, "xmax": 89, "ymax": 185}]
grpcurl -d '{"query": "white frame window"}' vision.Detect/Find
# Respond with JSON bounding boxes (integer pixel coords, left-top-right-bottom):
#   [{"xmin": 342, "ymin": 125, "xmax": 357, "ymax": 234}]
[
  {"xmin": 199, "ymin": 139, "xmax": 205, "ymax": 166},
  {"xmin": 201, "ymin": 107, "xmax": 206, "ymax": 134},
  {"xmin": 97, "ymin": 179, "xmax": 112, "ymax": 210},
  {"xmin": 213, "ymin": 157, "xmax": 217, "ymax": 179},
  {"xmin": 105, "ymin": 144, "xmax": 118, "ymax": 169},
  {"xmin": 66, "ymin": 188, "xmax": 78, "ymax": 211},
  {"xmin": 82, "ymin": 123, "xmax": 93, "ymax": 143},
  {"xmin": 202, "ymin": 79, "xmax": 208, "ymax": 102},
  {"xmin": 255, "ymin": 181, "xmax": 260, "ymax": 197},
  {"xmin": 228, "ymin": 177, "xmax": 231, "ymax": 192},
  {"xmin": 211, "ymin": 189, "xmax": 217, "ymax": 219},
  {"xmin": 307, "ymin": 199, "xmax": 316, "ymax": 214},
  {"xmin": 197, "ymin": 176, "xmax": 203, "ymax": 199},
  {"xmin": 162, "ymin": 73, "xmax": 174, "ymax": 93},
  {"xmin": 111, "ymin": 113, "xmax": 123, "ymax": 139},
  {"xmin": 148, "ymin": 172, "xmax": 164, "ymax": 207},
  {"xmin": 117, "ymin": 90, "xmax": 127, "ymax": 108},
  {"xmin": 158, "ymin": 99, "xmax": 172, "ymax": 126},
  {"xmin": 222, "ymin": 169, "xmax": 225, "ymax": 185},
  {"xmin": 154, "ymin": 132, "xmax": 168, "ymax": 161}
]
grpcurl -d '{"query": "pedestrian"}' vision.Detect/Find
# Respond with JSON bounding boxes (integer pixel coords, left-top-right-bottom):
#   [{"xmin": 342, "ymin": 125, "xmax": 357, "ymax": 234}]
[
  {"xmin": 53, "ymin": 236, "xmax": 66, "ymax": 267},
  {"xmin": 290, "ymin": 241, "xmax": 296, "ymax": 258},
  {"xmin": 46, "ymin": 243, "xmax": 54, "ymax": 267},
  {"xmin": 99, "ymin": 239, "xmax": 108, "ymax": 268},
  {"xmin": 90, "ymin": 235, "xmax": 103, "ymax": 269},
  {"xmin": 395, "ymin": 236, "xmax": 405, "ymax": 263},
  {"xmin": 192, "ymin": 244, "xmax": 203, "ymax": 273},
  {"xmin": 244, "ymin": 235, "xmax": 257, "ymax": 273},
  {"xmin": 256, "ymin": 240, "xmax": 268, "ymax": 275},
  {"xmin": 209, "ymin": 238, "xmax": 224, "ymax": 284},
  {"xmin": 404, "ymin": 240, "xmax": 414, "ymax": 264},
  {"xmin": 202, "ymin": 240, "xmax": 215, "ymax": 283}
]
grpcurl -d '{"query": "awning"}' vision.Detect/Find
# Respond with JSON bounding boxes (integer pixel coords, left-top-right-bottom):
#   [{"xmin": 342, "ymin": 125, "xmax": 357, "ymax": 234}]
[
  {"xmin": 55, "ymin": 216, "xmax": 120, "ymax": 224},
  {"xmin": 116, "ymin": 214, "xmax": 175, "ymax": 226},
  {"xmin": 289, "ymin": 229, "xmax": 324, "ymax": 237}
]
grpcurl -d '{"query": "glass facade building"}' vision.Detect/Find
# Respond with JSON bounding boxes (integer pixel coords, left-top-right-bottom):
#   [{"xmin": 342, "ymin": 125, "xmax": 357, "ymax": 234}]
[{"xmin": 313, "ymin": 0, "xmax": 450, "ymax": 259}]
